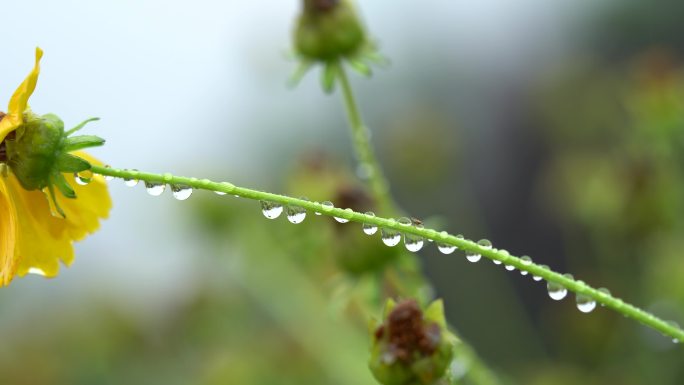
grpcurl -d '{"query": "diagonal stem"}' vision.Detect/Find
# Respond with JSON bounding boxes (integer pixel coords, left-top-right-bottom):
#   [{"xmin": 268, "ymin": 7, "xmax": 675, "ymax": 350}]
[{"xmin": 90, "ymin": 164, "xmax": 684, "ymax": 344}]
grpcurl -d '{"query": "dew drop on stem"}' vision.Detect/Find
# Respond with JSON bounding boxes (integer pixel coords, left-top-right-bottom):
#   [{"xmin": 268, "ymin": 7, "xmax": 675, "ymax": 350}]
[
  {"xmin": 261, "ymin": 200, "xmax": 283, "ymax": 219},
  {"xmin": 381, "ymin": 228, "xmax": 401, "ymax": 247},
  {"xmin": 465, "ymin": 251, "xmax": 481, "ymax": 263},
  {"xmin": 547, "ymin": 281, "xmax": 568, "ymax": 300},
  {"xmin": 75, "ymin": 170, "xmax": 93, "ymax": 186},
  {"xmin": 286, "ymin": 205, "xmax": 307, "ymax": 224},
  {"xmin": 576, "ymin": 293, "xmax": 596, "ymax": 313},
  {"xmin": 145, "ymin": 181, "xmax": 166, "ymax": 196},
  {"xmin": 171, "ymin": 185, "xmax": 192, "ymax": 200},
  {"xmin": 362, "ymin": 211, "xmax": 378, "ymax": 235}
]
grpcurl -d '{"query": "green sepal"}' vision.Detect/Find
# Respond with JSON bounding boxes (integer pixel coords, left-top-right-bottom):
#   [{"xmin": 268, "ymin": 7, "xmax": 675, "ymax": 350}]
[
  {"xmin": 287, "ymin": 60, "xmax": 315, "ymax": 88},
  {"xmin": 52, "ymin": 171, "xmax": 76, "ymax": 199},
  {"xmin": 65, "ymin": 117, "xmax": 99, "ymax": 136},
  {"xmin": 348, "ymin": 58, "xmax": 372, "ymax": 77},
  {"xmin": 45, "ymin": 184, "xmax": 66, "ymax": 218},
  {"xmin": 63, "ymin": 135, "xmax": 105, "ymax": 152},
  {"xmin": 321, "ymin": 61, "xmax": 338, "ymax": 93},
  {"xmin": 57, "ymin": 153, "xmax": 91, "ymax": 173}
]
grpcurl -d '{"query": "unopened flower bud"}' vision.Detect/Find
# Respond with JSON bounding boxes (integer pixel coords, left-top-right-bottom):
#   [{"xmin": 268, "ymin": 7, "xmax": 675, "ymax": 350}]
[
  {"xmin": 294, "ymin": 0, "xmax": 366, "ymax": 62},
  {"xmin": 369, "ymin": 299, "xmax": 454, "ymax": 385}
]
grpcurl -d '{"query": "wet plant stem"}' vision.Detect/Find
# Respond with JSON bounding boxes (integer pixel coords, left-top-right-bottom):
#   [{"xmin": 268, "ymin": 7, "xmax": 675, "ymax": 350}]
[
  {"xmin": 336, "ymin": 63, "xmax": 396, "ymax": 216},
  {"xmin": 90, "ymin": 164, "xmax": 684, "ymax": 344}
]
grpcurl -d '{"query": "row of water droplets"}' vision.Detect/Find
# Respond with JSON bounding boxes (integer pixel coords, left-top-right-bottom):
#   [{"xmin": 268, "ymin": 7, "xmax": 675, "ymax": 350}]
[
  {"xmin": 257, "ymin": 199, "xmax": 612, "ymax": 316},
  {"xmin": 87, "ymin": 166, "xmax": 234, "ymax": 201}
]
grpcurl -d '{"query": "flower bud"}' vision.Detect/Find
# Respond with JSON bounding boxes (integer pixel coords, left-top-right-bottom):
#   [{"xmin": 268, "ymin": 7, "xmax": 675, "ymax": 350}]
[
  {"xmin": 369, "ymin": 299, "xmax": 454, "ymax": 385},
  {"xmin": 294, "ymin": 0, "xmax": 366, "ymax": 61}
]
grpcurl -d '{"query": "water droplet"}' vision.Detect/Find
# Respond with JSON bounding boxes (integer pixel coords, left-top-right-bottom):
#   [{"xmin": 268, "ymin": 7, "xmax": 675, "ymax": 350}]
[
  {"xmin": 404, "ymin": 234, "xmax": 424, "ymax": 252},
  {"xmin": 103, "ymin": 165, "xmax": 114, "ymax": 181},
  {"xmin": 261, "ymin": 201, "xmax": 283, "ymax": 219},
  {"xmin": 533, "ymin": 264, "xmax": 548, "ymax": 282},
  {"xmin": 519, "ymin": 256, "xmax": 532, "ymax": 275},
  {"xmin": 576, "ymin": 294, "xmax": 596, "ymax": 313},
  {"xmin": 27, "ymin": 267, "xmax": 46, "ymax": 276},
  {"xmin": 505, "ymin": 264, "xmax": 516, "ymax": 271},
  {"xmin": 144, "ymin": 181, "xmax": 166, "ymax": 196},
  {"xmin": 321, "ymin": 201, "xmax": 334, "ymax": 211},
  {"xmin": 215, "ymin": 191, "xmax": 227, "ymax": 196},
  {"xmin": 597, "ymin": 287, "xmax": 611, "ymax": 307},
  {"xmin": 171, "ymin": 185, "xmax": 192, "ymax": 200},
  {"xmin": 381, "ymin": 228, "xmax": 401, "ymax": 247},
  {"xmin": 74, "ymin": 170, "xmax": 93, "ymax": 185},
  {"xmin": 124, "ymin": 177, "xmax": 139, "ymax": 187},
  {"xmin": 438, "ymin": 244, "xmax": 456, "ymax": 254},
  {"xmin": 334, "ymin": 208, "xmax": 352, "ymax": 223},
  {"xmin": 362, "ymin": 211, "xmax": 378, "ymax": 235},
  {"xmin": 286, "ymin": 205, "xmax": 307, "ymax": 224},
  {"xmin": 465, "ymin": 251, "xmax": 481, "ymax": 263},
  {"xmin": 667, "ymin": 322, "xmax": 681, "ymax": 343},
  {"xmin": 547, "ymin": 281, "xmax": 568, "ymax": 300},
  {"xmin": 397, "ymin": 217, "xmax": 412, "ymax": 226},
  {"xmin": 477, "ymin": 239, "xmax": 492, "ymax": 249}
]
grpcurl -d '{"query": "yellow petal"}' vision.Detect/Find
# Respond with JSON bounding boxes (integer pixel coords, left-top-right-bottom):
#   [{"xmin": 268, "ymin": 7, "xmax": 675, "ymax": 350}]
[
  {"xmin": 0, "ymin": 178, "xmax": 19, "ymax": 287},
  {"xmin": 0, "ymin": 47, "xmax": 43, "ymax": 143},
  {"xmin": 3, "ymin": 151, "xmax": 111, "ymax": 280}
]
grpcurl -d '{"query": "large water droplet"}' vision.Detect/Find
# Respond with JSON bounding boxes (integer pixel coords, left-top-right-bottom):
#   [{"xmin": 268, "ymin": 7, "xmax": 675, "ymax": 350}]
[
  {"xmin": 74, "ymin": 170, "xmax": 93, "ymax": 186},
  {"xmin": 465, "ymin": 251, "xmax": 481, "ymax": 263},
  {"xmin": 286, "ymin": 205, "xmax": 307, "ymax": 224},
  {"xmin": 404, "ymin": 234, "xmax": 424, "ymax": 252},
  {"xmin": 397, "ymin": 217, "xmax": 412, "ymax": 226},
  {"xmin": 362, "ymin": 211, "xmax": 378, "ymax": 235},
  {"xmin": 171, "ymin": 185, "xmax": 192, "ymax": 200},
  {"xmin": 438, "ymin": 243, "xmax": 457, "ymax": 255},
  {"xmin": 576, "ymin": 294, "xmax": 596, "ymax": 313},
  {"xmin": 547, "ymin": 281, "xmax": 568, "ymax": 300},
  {"xmin": 504, "ymin": 264, "xmax": 516, "ymax": 271},
  {"xmin": 145, "ymin": 181, "xmax": 166, "ymax": 196},
  {"xmin": 381, "ymin": 228, "xmax": 401, "ymax": 247},
  {"xmin": 261, "ymin": 201, "xmax": 283, "ymax": 219},
  {"xmin": 124, "ymin": 176, "xmax": 139, "ymax": 187}
]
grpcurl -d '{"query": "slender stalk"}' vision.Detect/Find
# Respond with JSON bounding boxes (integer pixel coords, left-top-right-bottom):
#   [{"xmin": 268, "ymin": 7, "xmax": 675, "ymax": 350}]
[
  {"xmin": 336, "ymin": 63, "xmax": 396, "ymax": 215},
  {"xmin": 90, "ymin": 164, "xmax": 684, "ymax": 344}
]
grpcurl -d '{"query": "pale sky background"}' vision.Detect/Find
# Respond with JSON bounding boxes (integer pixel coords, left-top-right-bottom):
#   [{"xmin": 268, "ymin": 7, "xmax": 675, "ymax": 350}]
[{"xmin": 0, "ymin": 0, "xmax": 597, "ymax": 325}]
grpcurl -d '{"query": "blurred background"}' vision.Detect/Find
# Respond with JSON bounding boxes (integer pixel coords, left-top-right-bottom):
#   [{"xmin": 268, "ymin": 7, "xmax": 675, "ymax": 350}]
[{"xmin": 1, "ymin": 0, "xmax": 683, "ymax": 384}]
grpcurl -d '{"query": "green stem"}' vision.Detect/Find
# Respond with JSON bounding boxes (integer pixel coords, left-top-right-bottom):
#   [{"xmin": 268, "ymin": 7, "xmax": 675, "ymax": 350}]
[
  {"xmin": 90, "ymin": 164, "xmax": 684, "ymax": 344},
  {"xmin": 336, "ymin": 63, "xmax": 396, "ymax": 215}
]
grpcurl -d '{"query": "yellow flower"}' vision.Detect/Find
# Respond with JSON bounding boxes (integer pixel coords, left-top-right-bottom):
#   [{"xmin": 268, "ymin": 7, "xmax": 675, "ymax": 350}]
[{"xmin": 0, "ymin": 48, "xmax": 112, "ymax": 286}]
